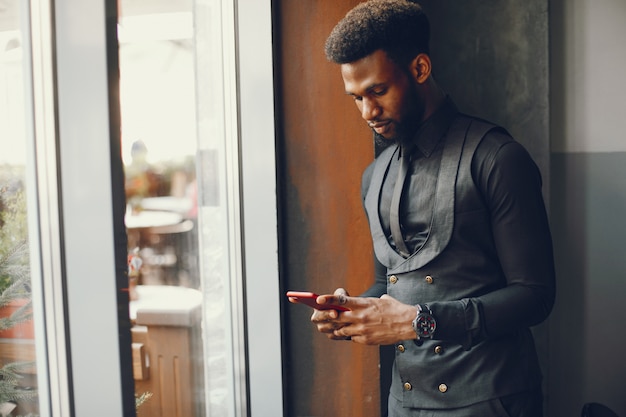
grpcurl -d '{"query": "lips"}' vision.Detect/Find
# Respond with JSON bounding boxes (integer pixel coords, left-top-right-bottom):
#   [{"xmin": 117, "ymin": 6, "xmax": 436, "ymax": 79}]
[{"xmin": 368, "ymin": 121, "xmax": 391, "ymax": 135}]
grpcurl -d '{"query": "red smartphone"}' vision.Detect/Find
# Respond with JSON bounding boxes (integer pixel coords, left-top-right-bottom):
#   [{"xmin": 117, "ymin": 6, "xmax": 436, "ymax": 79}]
[{"xmin": 286, "ymin": 291, "xmax": 350, "ymax": 311}]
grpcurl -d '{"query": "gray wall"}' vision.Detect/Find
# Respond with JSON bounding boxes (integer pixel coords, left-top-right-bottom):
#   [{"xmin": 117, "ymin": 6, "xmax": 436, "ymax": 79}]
[
  {"xmin": 551, "ymin": 153, "xmax": 626, "ymax": 417},
  {"xmin": 550, "ymin": 0, "xmax": 626, "ymax": 416},
  {"xmin": 420, "ymin": 0, "xmax": 553, "ymax": 412},
  {"xmin": 423, "ymin": 1, "xmax": 626, "ymax": 416}
]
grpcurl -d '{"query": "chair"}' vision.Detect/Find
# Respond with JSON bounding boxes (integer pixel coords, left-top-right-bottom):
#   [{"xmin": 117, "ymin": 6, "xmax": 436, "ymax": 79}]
[
  {"xmin": 143, "ymin": 219, "xmax": 198, "ymax": 287},
  {"xmin": 582, "ymin": 402, "xmax": 620, "ymax": 417}
]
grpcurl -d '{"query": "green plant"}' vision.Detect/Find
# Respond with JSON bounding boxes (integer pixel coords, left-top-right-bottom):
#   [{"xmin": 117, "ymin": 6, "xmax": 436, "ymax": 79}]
[
  {"xmin": 135, "ymin": 391, "xmax": 153, "ymax": 410},
  {"xmin": 0, "ymin": 360, "xmax": 37, "ymax": 406},
  {"xmin": 0, "ymin": 179, "xmax": 37, "ymax": 415},
  {"xmin": 0, "ymin": 241, "xmax": 35, "ymax": 410},
  {"xmin": 0, "ymin": 241, "xmax": 36, "ymax": 415},
  {"xmin": 0, "ymin": 183, "xmax": 28, "ymax": 295},
  {"xmin": 0, "ymin": 240, "xmax": 32, "ymax": 332},
  {"xmin": 0, "ymin": 180, "xmax": 150, "ymax": 415}
]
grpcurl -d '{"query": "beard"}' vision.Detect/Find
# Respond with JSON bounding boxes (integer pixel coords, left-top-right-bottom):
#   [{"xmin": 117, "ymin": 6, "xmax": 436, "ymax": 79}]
[
  {"xmin": 372, "ymin": 121, "xmax": 414, "ymax": 149},
  {"xmin": 373, "ymin": 131, "xmax": 393, "ymax": 145},
  {"xmin": 373, "ymin": 132, "xmax": 394, "ymax": 156},
  {"xmin": 372, "ymin": 128, "xmax": 414, "ymax": 157},
  {"xmin": 371, "ymin": 84, "xmax": 426, "ymax": 154}
]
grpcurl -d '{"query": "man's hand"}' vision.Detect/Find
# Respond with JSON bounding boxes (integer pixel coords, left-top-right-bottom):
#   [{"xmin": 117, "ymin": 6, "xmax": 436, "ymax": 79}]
[
  {"xmin": 311, "ymin": 289, "xmax": 418, "ymax": 345},
  {"xmin": 310, "ymin": 288, "xmax": 351, "ymax": 340}
]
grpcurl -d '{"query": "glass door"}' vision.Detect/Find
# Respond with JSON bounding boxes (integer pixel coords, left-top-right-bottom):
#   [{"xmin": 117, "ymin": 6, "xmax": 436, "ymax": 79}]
[
  {"xmin": 1, "ymin": 0, "xmax": 283, "ymax": 414},
  {"xmin": 119, "ymin": 0, "xmax": 283, "ymax": 416}
]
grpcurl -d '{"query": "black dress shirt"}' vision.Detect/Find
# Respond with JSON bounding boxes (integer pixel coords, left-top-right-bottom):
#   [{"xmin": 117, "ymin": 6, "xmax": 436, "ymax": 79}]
[{"xmin": 361, "ymin": 97, "xmax": 556, "ymax": 343}]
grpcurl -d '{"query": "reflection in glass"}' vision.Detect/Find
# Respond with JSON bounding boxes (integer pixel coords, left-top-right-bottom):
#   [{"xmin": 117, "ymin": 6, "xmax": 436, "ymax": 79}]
[
  {"xmin": 120, "ymin": 1, "xmax": 243, "ymax": 416},
  {"xmin": 0, "ymin": 1, "xmax": 40, "ymax": 415}
]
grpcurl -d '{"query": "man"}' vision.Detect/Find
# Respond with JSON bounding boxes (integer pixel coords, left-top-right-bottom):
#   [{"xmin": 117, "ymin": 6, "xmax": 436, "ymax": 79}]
[{"xmin": 299, "ymin": 1, "xmax": 556, "ymax": 416}]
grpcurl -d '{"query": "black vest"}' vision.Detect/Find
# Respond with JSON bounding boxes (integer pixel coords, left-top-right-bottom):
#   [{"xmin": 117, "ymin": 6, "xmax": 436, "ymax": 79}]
[{"xmin": 363, "ymin": 115, "xmax": 542, "ymax": 408}]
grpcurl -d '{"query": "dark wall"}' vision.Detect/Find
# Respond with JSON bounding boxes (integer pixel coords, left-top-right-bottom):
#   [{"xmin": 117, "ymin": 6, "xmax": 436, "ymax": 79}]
[
  {"xmin": 393, "ymin": 1, "xmax": 552, "ymax": 412},
  {"xmin": 276, "ymin": 1, "xmax": 550, "ymax": 416},
  {"xmin": 421, "ymin": 1, "xmax": 550, "ymax": 185}
]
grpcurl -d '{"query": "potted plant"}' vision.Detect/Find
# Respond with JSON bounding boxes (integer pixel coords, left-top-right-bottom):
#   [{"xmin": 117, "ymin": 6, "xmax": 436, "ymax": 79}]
[
  {"xmin": 0, "ymin": 184, "xmax": 33, "ymax": 340},
  {"xmin": 0, "ymin": 181, "xmax": 38, "ymax": 416},
  {"xmin": 0, "ymin": 241, "xmax": 32, "ymax": 339}
]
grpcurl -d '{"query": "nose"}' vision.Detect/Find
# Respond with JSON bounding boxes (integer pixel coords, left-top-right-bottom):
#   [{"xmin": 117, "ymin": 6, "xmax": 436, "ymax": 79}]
[{"xmin": 361, "ymin": 97, "xmax": 381, "ymax": 121}]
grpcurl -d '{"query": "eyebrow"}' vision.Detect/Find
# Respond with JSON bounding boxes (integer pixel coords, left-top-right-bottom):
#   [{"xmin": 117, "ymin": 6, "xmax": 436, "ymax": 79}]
[{"xmin": 345, "ymin": 83, "xmax": 386, "ymax": 97}]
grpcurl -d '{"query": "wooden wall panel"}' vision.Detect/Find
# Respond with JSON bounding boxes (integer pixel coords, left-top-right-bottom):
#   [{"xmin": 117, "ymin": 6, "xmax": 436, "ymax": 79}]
[{"xmin": 275, "ymin": 1, "xmax": 381, "ymax": 417}]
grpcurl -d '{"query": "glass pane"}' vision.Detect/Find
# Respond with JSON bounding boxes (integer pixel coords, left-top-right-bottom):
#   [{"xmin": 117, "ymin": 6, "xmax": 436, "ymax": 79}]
[
  {"xmin": 0, "ymin": 1, "xmax": 41, "ymax": 416},
  {"xmin": 119, "ymin": 1, "xmax": 244, "ymax": 416}
]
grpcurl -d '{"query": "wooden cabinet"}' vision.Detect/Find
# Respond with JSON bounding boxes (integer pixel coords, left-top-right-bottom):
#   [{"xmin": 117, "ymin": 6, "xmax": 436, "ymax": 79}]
[{"xmin": 130, "ymin": 285, "xmax": 204, "ymax": 417}]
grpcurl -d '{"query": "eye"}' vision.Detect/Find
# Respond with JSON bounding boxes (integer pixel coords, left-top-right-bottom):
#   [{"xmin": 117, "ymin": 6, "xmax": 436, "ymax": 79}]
[
  {"xmin": 371, "ymin": 87, "xmax": 387, "ymax": 96},
  {"xmin": 352, "ymin": 95, "xmax": 363, "ymax": 102}
]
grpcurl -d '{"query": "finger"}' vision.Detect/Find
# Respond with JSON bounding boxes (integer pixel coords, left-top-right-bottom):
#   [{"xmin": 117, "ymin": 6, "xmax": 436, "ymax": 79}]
[
  {"xmin": 328, "ymin": 332, "xmax": 352, "ymax": 341},
  {"xmin": 317, "ymin": 293, "xmax": 349, "ymax": 306},
  {"xmin": 333, "ymin": 287, "xmax": 348, "ymax": 296},
  {"xmin": 316, "ymin": 317, "xmax": 347, "ymax": 334},
  {"xmin": 379, "ymin": 294, "xmax": 398, "ymax": 301},
  {"xmin": 332, "ymin": 329, "xmax": 353, "ymax": 341},
  {"xmin": 317, "ymin": 322, "xmax": 338, "ymax": 334},
  {"xmin": 311, "ymin": 309, "xmax": 338, "ymax": 323},
  {"xmin": 317, "ymin": 293, "xmax": 373, "ymax": 310},
  {"xmin": 321, "ymin": 287, "xmax": 348, "ymax": 307}
]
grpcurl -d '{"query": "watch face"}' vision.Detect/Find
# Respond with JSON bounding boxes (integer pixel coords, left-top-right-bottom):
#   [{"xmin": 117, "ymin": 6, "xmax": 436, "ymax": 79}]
[{"xmin": 415, "ymin": 314, "xmax": 436, "ymax": 338}]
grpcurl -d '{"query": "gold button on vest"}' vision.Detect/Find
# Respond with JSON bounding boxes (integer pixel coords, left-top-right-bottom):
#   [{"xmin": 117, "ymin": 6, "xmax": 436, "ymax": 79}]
[
  {"xmin": 397, "ymin": 344, "xmax": 405, "ymax": 353},
  {"xmin": 404, "ymin": 382, "xmax": 412, "ymax": 391},
  {"xmin": 425, "ymin": 275, "xmax": 434, "ymax": 284},
  {"xmin": 438, "ymin": 384, "xmax": 448, "ymax": 393},
  {"xmin": 389, "ymin": 275, "xmax": 398, "ymax": 284},
  {"xmin": 434, "ymin": 345, "xmax": 443, "ymax": 354}
]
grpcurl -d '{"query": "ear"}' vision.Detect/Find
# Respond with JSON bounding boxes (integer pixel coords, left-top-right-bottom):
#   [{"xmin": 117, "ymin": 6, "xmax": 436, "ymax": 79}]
[{"xmin": 410, "ymin": 53, "xmax": 432, "ymax": 84}]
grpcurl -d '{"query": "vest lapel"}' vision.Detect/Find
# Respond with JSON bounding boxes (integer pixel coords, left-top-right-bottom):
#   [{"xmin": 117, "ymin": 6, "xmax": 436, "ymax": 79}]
[
  {"xmin": 365, "ymin": 116, "xmax": 474, "ymax": 273},
  {"xmin": 365, "ymin": 144, "xmax": 402, "ymax": 267}
]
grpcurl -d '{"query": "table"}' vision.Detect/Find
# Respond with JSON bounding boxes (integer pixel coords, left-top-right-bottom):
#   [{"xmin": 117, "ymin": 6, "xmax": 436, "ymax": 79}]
[
  {"xmin": 125, "ymin": 209, "xmax": 183, "ymax": 230},
  {"xmin": 125, "ymin": 210, "xmax": 183, "ymax": 249},
  {"xmin": 129, "ymin": 284, "xmax": 202, "ymax": 325},
  {"xmin": 139, "ymin": 196, "xmax": 193, "ymax": 216}
]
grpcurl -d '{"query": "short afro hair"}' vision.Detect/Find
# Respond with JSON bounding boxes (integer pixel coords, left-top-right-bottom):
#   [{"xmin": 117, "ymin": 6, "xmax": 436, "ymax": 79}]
[{"xmin": 325, "ymin": 0, "xmax": 430, "ymax": 66}]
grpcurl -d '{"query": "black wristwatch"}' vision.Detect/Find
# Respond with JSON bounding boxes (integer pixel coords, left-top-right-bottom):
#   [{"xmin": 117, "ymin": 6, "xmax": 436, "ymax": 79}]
[{"xmin": 412, "ymin": 304, "xmax": 436, "ymax": 340}]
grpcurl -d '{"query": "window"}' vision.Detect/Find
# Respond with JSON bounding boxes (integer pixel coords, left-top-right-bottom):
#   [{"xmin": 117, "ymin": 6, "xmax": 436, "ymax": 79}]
[
  {"xmin": 0, "ymin": 0, "xmax": 281, "ymax": 415},
  {"xmin": 0, "ymin": 2, "xmax": 42, "ymax": 415},
  {"xmin": 119, "ymin": 0, "xmax": 282, "ymax": 415}
]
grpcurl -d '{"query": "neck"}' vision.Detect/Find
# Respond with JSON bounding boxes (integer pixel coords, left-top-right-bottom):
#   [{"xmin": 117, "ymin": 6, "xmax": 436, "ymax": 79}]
[{"xmin": 420, "ymin": 78, "xmax": 446, "ymax": 122}]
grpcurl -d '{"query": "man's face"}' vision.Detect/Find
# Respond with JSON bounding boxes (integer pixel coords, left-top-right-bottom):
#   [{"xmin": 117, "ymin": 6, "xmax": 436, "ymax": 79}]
[{"xmin": 341, "ymin": 49, "xmax": 424, "ymax": 144}]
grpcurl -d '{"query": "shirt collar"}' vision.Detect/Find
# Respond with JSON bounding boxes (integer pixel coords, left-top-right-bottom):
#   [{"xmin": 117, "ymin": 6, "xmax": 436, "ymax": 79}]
[{"xmin": 407, "ymin": 96, "xmax": 459, "ymax": 158}]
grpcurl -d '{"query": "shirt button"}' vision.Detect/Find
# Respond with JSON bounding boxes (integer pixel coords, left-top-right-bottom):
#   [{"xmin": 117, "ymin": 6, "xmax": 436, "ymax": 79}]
[
  {"xmin": 434, "ymin": 345, "xmax": 443, "ymax": 354},
  {"xmin": 404, "ymin": 382, "xmax": 412, "ymax": 391},
  {"xmin": 438, "ymin": 384, "xmax": 448, "ymax": 393},
  {"xmin": 389, "ymin": 275, "xmax": 398, "ymax": 284},
  {"xmin": 425, "ymin": 275, "xmax": 434, "ymax": 284}
]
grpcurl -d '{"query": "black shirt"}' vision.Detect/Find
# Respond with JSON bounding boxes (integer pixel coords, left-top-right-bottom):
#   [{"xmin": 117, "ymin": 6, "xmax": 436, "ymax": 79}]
[{"xmin": 362, "ymin": 98, "xmax": 556, "ymax": 340}]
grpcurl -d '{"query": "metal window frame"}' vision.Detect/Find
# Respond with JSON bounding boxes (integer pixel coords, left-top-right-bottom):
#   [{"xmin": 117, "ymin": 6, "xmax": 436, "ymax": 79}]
[{"xmin": 236, "ymin": 0, "xmax": 284, "ymax": 415}]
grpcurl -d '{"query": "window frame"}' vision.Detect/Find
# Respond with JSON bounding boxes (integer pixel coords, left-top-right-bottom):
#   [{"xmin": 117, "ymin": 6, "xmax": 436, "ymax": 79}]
[{"xmin": 31, "ymin": 0, "xmax": 284, "ymax": 415}]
